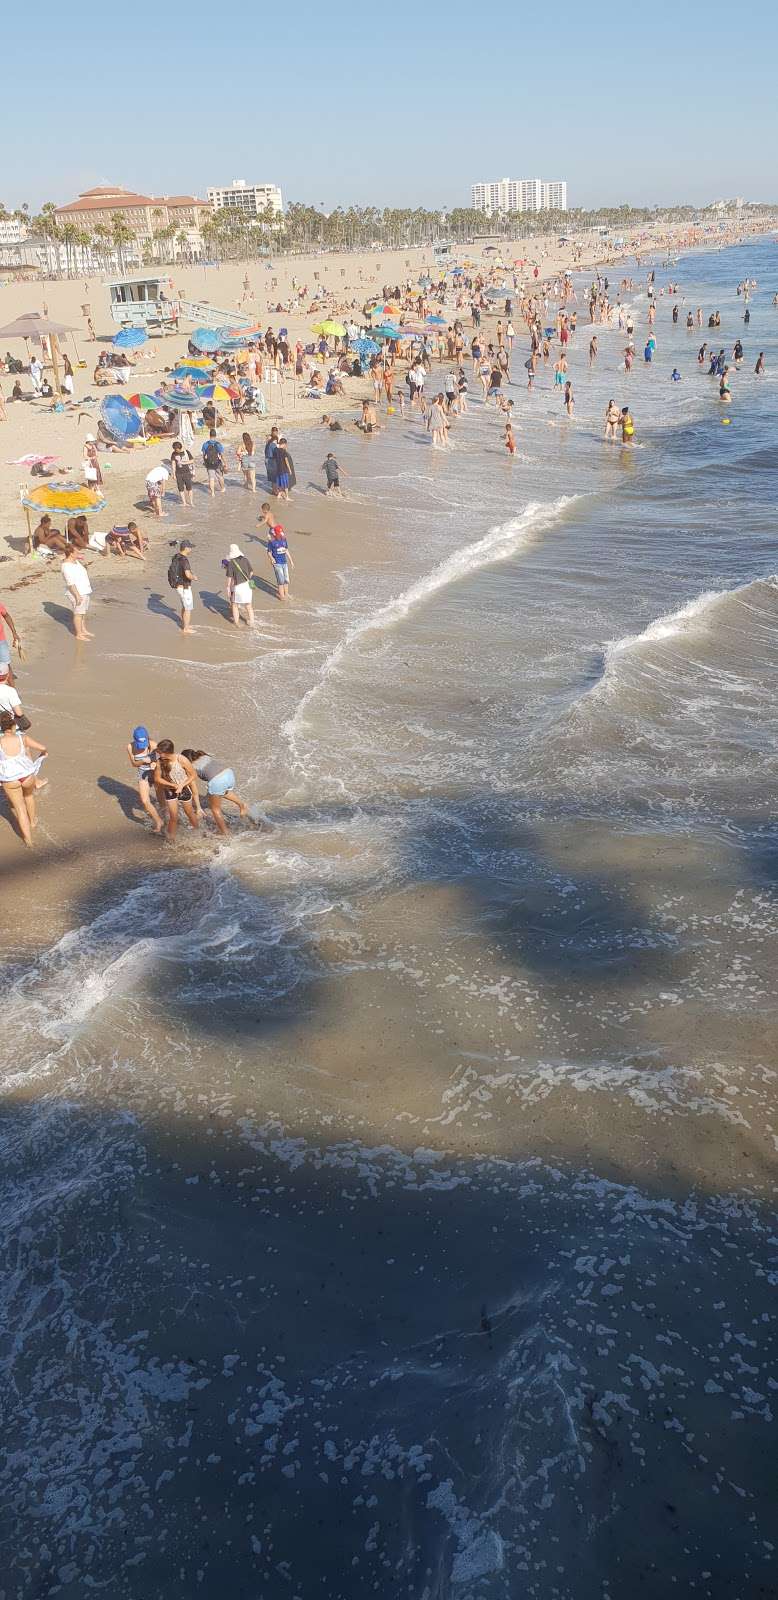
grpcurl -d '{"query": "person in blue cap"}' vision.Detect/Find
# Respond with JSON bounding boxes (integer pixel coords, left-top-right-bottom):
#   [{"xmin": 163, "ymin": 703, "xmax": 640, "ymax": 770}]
[{"xmin": 126, "ymin": 725, "xmax": 163, "ymax": 833}]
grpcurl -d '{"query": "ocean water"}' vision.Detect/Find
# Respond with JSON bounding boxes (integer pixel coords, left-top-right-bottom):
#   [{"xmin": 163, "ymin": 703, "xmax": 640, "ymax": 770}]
[{"xmin": 2, "ymin": 240, "xmax": 778, "ymax": 1597}]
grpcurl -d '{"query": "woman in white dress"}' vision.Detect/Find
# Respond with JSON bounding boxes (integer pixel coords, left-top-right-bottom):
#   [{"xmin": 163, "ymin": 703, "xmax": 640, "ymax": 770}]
[{"xmin": 0, "ymin": 710, "xmax": 48, "ymax": 846}]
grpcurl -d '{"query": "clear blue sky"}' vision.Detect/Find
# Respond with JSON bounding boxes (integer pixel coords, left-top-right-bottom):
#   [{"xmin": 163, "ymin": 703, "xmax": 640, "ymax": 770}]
[{"xmin": 2, "ymin": 0, "xmax": 776, "ymax": 213}]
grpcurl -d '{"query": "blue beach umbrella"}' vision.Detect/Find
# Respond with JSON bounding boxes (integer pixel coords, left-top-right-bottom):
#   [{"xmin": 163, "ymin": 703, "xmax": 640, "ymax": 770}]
[
  {"xmin": 112, "ymin": 326, "xmax": 148, "ymax": 350},
  {"xmin": 371, "ymin": 325, "xmax": 401, "ymax": 340},
  {"xmin": 349, "ymin": 337, "xmax": 380, "ymax": 357},
  {"xmin": 170, "ymin": 363, "xmax": 215, "ymax": 381},
  {"xmin": 191, "ymin": 327, "xmax": 222, "ymax": 352},
  {"xmin": 155, "ymin": 387, "xmax": 201, "ymax": 411},
  {"xmin": 100, "ymin": 394, "xmax": 143, "ymax": 441},
  {"xmin": 425, "ymin": 314, "xmax": 447, "ymax": 327}
]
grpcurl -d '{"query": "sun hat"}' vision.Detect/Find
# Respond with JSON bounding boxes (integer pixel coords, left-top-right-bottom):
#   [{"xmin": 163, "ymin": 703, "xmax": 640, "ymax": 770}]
[
  {"xmin": 85, "ymin": 432, "xmax": 95, "ymax": 442},
  {"xmin": 228, "ymin": 543, "xmax": 242, "ymax": 558}
]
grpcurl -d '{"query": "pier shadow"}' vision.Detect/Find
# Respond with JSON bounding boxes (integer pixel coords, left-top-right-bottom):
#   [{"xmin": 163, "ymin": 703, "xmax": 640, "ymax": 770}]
[{"xmin": 0, "ymin": 1085, "xmax": 774, "ymax": 1600}]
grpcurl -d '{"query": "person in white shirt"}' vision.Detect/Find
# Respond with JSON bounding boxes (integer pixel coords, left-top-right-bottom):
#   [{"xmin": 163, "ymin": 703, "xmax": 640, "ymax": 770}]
[
  {"xmin": 145, "ymin": 463, "xmax": 170, "ymax": 519},
  {"xmin": 61, "ymin": 549, "xmax": 93, "ymax": 641},
  {"xmin": 29, "ymin": 357, "xmax": 43, "ymax": 393},
  {"xmin": 62, "ymin": 370, "xmax": 74, "ymax": 399},
  {"xmin": 0, "ymin": 671, "xmax": 23, "ymax": 718}
]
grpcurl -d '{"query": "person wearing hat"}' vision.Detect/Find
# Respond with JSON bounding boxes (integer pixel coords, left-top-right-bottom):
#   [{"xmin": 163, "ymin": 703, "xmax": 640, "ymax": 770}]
[
  {"xmin": 169, "ymin": 539, "xmax": 197, "ymax": 634},
  {"xmin": 224, "ymin": 543, "xmax": 255, "ymax": 628},
  {"xmin": 82, "ymin": 434, "xmax": 103, "ymax": 488},
  {"xmin": 126, "ymin": 725, "xmax": 163, "ymax": 833}
]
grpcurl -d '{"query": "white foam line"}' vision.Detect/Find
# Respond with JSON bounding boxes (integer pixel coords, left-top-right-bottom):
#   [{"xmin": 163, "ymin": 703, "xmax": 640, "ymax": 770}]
[
  {"xmin": 605, "ymin": 573, "xmax": 778, "ymax": 664},
  {"xmin": 283, "ymin": 494, "xmax": 580, "ymax": 762}
]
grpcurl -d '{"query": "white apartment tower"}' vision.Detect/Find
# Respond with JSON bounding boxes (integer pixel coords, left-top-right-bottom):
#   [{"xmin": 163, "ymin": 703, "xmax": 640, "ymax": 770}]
[
  {"xmin": 471, "ymin": 178, "xmax": 567, "ymax": 215},
  {"xmin": 207, "ymin": 179, "xmax": 283, "ymax": 216}
]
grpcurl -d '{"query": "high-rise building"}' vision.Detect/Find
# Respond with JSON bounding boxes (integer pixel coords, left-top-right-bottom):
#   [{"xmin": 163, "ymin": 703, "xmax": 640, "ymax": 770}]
[
  {"xmin": 206, "ymin": 179, "xmax": 283, "ymax": 217},
  {"xmin": 471, "ymin": 178, "xmax": 567, "ymax": 215}
]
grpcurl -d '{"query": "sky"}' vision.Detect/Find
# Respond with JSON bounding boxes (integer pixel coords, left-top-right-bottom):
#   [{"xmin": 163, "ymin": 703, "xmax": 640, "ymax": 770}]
[{"xmin": 2, "ymin": 0, "xmax": 777, "ymax": 215}]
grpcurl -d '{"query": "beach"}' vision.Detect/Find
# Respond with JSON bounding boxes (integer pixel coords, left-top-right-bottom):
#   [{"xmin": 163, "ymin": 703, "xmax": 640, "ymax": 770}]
[{"xmin": 1, "ymin": 225, "xmax": 777, "ymax": 1598}]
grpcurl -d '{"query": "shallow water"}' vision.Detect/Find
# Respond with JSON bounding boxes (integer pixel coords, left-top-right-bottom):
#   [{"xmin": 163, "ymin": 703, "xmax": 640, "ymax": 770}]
[{"xmin": 2, "ymin": 240, "xmax": 778, "ymax": 1598}]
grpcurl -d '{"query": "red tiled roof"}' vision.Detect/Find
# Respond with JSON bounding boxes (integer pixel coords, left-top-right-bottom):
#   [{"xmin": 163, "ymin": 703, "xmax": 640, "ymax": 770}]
[
  {"xmin": 56, "ymin": 193, "xmax": 155, "ymax": 214},
  {"xmin": 55, "ymin": 187, "xmax": 208, "ymax": 216}
]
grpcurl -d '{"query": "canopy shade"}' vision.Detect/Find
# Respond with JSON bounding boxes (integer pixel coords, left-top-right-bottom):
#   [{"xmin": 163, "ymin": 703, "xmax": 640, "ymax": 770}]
[
  {"xmin": 0, "ymin": 312, "xmax": 78, "ymax": 340},
  {"xmin": 21, "ymin": 481, "xmax": 107, "ymax": 514}
]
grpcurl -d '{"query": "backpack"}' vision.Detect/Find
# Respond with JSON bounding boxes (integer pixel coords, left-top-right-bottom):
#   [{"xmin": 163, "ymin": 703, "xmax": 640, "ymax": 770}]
[
  {"xmin": 203, "ymin": 440, "xmax": 222, "ymax": 471},
  {"xmin": 167, "ymin": 554, "xmax": 184, "ymax": 589}
]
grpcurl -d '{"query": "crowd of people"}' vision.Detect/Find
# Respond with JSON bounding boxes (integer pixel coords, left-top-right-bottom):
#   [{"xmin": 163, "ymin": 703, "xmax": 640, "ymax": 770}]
[{"xmin": 1, "ymin": 256, "xmax": 772, "ymax": 848}]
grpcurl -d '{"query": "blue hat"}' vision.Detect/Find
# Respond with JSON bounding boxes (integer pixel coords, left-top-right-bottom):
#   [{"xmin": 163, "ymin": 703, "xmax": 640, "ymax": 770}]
[{"xmin": 132, "ymin": 725, "xmax": 150, "ymax": 750}]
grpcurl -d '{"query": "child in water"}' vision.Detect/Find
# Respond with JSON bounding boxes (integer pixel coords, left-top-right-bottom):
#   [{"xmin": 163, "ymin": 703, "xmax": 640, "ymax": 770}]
[{"xmin": 671, "ymin": 369, "xmax": 681, "ymax": 382}]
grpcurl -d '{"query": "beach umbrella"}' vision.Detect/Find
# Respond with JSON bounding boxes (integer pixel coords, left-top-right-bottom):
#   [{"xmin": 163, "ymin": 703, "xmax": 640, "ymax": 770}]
[
  {"xmin": 178, "ymin": 356, "xmax": 214, "ymax": 370},
  {"xmin": 312, "ymin": 320, "xmax": 346, "ymax": 337},
  {"xmin": 0, "ymin": 312, "xmax": 78, "ymax": 340},
  {"xmin": 127, "ymin": 392, "xmax": 161, "ymax": 411},
  {"xmin": 191, "ymin": 328, "xmax": 222, "ymax": 352},
  {"xmin": 371, "ymin": 325, "xmax": 401, "ymax": 340},
  {"xmin": 349, "ymin": 337, "xmax": 380, "ymax": 357},
  {"xmin": 112, "ymin": 326, "xmax": 148, "ymax": 350},
  {"xmin": 21, "ymin": 481, "xmax": 107, "ymax": 515},
  {"xmin": 100, "ymin": 393, "xmax": 144, "ymax": 442},
  {"xmin": 170, "ymin": 364, "xmax": 214, "ymax": 381},
  {"xmin": 10, "ymin": 453, "xmax": 59, "ymax": 468},
  {"xmin": 418, "ymin": 275, "xmax": 432, "ymax": 287},
  {"xmin": 156, "ymin": 387, "xmax": 201, "ymax": 411},
  {"xmin": 425, "ymin": 314, "xmax": 447, "ymax": 326},
  {"xmin": 196, "ymin": 384, "xmax": 235, "ymax": 403}
]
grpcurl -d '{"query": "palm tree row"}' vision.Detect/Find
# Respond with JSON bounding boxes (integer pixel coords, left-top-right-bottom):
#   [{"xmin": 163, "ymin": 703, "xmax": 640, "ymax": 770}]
[{"xmin": 1, "ymin": 197, "xmax": 774, "ymax": 278}]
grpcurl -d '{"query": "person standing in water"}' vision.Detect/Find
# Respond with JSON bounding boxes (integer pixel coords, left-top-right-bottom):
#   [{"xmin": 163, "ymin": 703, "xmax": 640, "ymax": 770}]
[
  {"xmin": 604, "ymin": 399, "xmax": 620, "ymax": 440},
  {"xmin": 181, "ymin": 750, "xmax": 250, "ymax": 836},
  {"xmin": 620, "ymin": 406, "xmax": 635, "ymax": 443},
  {"xmin": 126, "ymin": 725, "xmax": 163, "ymax": 833}
]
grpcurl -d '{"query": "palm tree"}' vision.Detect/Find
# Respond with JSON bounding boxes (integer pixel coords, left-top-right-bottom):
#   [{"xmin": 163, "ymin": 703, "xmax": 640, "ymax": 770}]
[
  {"xmin": 110, "ymin": 212, "xmax": 133, "ymax": 275},
  {"xmin": 60, "ymin": 221, "xmax": 78, "ymax": 277},
  {"xmin": 151, "ymin": 206, "xmax": 165, "ymax": 262}
]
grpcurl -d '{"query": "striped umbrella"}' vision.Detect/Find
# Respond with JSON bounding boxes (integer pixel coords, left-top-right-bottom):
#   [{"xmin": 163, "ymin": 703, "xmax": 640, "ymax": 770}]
[
  {"xmin": 196, "ymin": 384, "xmax": 236, "ymax": 403},
  {"xmin": 156, "ymin": 388, "xmax": 201, "ymax": 411},
  {"xmin": 22, "ymin": 481, "xmax": 107, "ymax": 514},
  {"xmin": 127, "ymin": 393, "xmax": 161, "ymax": 411}
]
